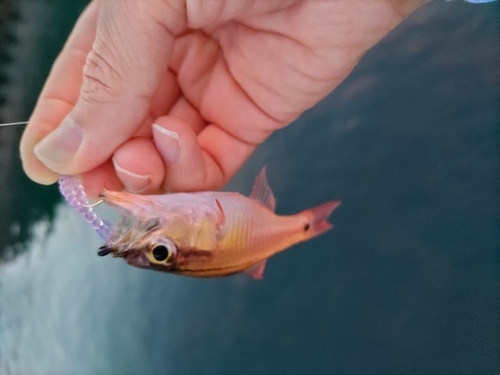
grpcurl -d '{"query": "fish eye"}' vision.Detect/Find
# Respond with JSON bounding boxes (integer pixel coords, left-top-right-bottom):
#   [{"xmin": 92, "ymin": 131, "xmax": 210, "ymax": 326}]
[
  {"xmin": 304, "ymin": 223, "xmax": 310, "ymax": 231},
  {"xmin": 152, "ymin": 245, "xmax": 169, "ymax": 261},
  {"xmin": 149, "ymin": 240, "xmax": 176, "ymax": 265}
]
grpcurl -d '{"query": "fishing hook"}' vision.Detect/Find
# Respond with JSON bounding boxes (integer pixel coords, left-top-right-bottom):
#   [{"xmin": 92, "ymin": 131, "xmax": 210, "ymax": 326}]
[{"xmin": 83, "ymin": 200, "xmax": 104, "ymax": 208}]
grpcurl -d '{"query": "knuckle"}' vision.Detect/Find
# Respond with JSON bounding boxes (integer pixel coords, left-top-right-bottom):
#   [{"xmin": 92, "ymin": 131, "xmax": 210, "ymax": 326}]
[{"xmin": 81, "ymin": 44, "xmax": 124, "ymax": 104}]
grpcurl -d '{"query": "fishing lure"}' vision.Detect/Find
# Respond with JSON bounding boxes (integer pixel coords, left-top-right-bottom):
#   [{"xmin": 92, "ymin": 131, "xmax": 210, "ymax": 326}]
[{"xmin": 58, "ymin": 174, "xmax": 112, "ymax": 241}]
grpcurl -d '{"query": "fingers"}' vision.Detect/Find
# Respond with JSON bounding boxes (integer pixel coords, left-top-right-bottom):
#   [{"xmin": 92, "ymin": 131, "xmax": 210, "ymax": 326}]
[
  {"xmin": 21, "ymin": 0, "xmax": 187, "ymax": 184},
  {"xmin": 113, "ymin": 31, "xmax": 280, "ymax": 193},
  {"xmin": 152, "ymin": 116, "xmax": 256, "ymax": 192},
  {"xmin": 112, "ymin": 115, "xmax": 256, "ymax": 194},
  {"xmin": 112, "ymin": 137, "xmax": 165, "ymax": 194},
  {"xmin": 79, "ymin": 159, "xmax": 123, "ymax": 199}
]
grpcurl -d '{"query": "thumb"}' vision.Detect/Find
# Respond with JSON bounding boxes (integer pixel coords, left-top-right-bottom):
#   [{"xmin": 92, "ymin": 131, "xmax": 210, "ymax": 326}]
[{"xmin": 32, "ymin": 0, "xmax": 185, "ymax": 176}]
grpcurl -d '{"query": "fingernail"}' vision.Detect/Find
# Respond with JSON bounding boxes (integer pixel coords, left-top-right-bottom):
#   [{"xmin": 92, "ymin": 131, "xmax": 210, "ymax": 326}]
[
  {"xmin": 34, "ymin": 116, "xmax": 83, "ymax": 169},
  {"xmin": 152, "ymin": 123, "xmax": 180, "ymax": 164},
  {"xmin": 113, "ymin": 159, "xmax": 151, "ymax": 193}
]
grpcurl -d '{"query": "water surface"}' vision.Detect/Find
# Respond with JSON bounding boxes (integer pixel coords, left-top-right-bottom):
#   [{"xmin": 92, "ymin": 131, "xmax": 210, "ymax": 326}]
[{"xmin": 0, "ymin": 1, "xmax": 498, "ymax": 374}]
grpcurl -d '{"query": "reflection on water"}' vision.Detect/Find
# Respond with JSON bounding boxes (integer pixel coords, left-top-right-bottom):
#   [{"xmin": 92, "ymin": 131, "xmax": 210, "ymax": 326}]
[
  {"xmin": 0, "ymin": 203, "xmax": 252, "ymax": 374},
  {"xmin": 0, "ymin": 1, "xmax": 499, "ymax": 374}
]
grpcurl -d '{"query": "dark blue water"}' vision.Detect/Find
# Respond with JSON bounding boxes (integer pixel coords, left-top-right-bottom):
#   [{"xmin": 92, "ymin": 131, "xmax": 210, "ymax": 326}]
[{"xmin": 0, "ymin": 1, "xmax": 498, "ymax": 374}]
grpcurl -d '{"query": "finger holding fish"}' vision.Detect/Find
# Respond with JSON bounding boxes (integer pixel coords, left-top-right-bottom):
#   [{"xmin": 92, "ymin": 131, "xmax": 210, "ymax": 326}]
[
  {"xmin": 152, "ymin": 116, "xmax": 258, "ymax": 193},
  {"xmin": 6, "ymin": 115, "xmax": 341, "ymax": 279},
  {"xmin": 112, "ymin": 137, "xmax": 165, "ymax": 194},
  {"xmin": 78, "ymin": 160, "xmax": 123, "ymax": 199}
]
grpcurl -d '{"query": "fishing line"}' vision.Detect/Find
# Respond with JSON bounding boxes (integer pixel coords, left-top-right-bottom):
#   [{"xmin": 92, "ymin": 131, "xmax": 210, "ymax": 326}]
[{"xmin": 0, "ymin": 121, "xmax": 29, "ymax": 127}]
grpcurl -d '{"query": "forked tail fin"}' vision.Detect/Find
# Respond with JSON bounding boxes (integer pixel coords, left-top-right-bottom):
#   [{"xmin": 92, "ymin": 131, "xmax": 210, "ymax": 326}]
[{"xmin": 303, "ymin": 201, "xmax": 341, "ymax": 239}]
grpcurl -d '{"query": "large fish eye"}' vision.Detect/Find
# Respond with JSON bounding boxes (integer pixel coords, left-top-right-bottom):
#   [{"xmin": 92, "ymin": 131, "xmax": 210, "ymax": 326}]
[
  {"xmin": 149, "ymin": 240, "xmax": 176, "ymax": 265},
  {"xmin": 152, "ymin": 245, "xmax": 169, "ymax": 261}
]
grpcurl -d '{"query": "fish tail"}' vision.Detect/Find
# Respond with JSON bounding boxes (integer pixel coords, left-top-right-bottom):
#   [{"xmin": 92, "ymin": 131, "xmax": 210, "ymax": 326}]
[{"xmin": 303, "ymin": 201, "xmax": 341, "ymax": 239}]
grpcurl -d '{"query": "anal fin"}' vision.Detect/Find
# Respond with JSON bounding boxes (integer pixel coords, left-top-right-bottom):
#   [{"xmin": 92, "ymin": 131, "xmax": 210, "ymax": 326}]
[{"xmin": 244, "ymin": 260, "xmax": 267, "ymax": 280}]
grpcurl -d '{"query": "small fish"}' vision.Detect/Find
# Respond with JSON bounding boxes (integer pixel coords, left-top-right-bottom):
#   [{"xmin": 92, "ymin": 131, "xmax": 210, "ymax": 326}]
[{"xmin": 97, "ymin": 168, "xmax": 340, "ymax": 279}]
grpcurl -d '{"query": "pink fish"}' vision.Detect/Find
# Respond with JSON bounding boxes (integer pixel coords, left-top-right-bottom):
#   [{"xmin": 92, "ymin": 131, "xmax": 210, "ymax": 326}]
[{"xmin": 97, "ymin": 168, "xmax": 340, "ymax": 279}]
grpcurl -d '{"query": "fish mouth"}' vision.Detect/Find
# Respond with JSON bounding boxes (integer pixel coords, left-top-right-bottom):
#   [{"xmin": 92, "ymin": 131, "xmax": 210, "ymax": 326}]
[
  {"xmin": 99, "ymin": 246, "xmax": 179, "ymax": 272},
  {"xmin": 97, "ymin": 244, "xmax": 153, "ymax": 269},
  {"xmin": 122, "ymin": 253, "xmax": 151, "ymax": 269},
  {"xmin": 97, "ymin": 246, "xmax": 113, "ymax": 256}
]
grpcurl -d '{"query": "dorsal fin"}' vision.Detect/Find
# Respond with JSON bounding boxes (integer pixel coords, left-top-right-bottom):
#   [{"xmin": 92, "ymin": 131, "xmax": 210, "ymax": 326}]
[{"xmin": 249, "ymin": 167, "xmax": 276, "ymax": 211}]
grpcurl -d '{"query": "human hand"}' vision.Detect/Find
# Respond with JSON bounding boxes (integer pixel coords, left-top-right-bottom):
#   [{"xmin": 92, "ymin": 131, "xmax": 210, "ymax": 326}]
[{"xmin": 20, "ymin": 0, "xmax": 429, "ymax": 198}]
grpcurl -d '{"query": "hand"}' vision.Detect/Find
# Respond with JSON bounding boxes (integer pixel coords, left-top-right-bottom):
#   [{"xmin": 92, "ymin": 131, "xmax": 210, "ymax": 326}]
[{"xmin": 20, "ymin": 0, "xmax": 428, "ymax": 198}]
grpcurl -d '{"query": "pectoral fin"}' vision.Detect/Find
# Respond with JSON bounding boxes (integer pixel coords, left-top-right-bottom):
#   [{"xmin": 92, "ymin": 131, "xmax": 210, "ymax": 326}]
[
  {"xmin": 192, "ymin": 199, "xmax": 225, "ymax": 250},
  {"xmin": 193, "ymin": 218, "xmax": 219, "ymax": 251},
  {"xmin": 244, "ymin": 260, "xmax": 267, "ymax": 280}
]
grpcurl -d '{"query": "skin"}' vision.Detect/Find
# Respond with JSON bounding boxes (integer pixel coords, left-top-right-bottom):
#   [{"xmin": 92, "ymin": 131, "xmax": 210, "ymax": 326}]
[{"xmin": 19, "ymin": 0, "xmax": 430, "ymax": 198}]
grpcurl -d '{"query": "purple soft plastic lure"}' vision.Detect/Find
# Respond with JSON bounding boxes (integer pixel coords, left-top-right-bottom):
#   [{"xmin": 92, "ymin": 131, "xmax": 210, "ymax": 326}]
[{"xmin": 58, "ymin": 174, "xmax": 112, "ymax": 241}]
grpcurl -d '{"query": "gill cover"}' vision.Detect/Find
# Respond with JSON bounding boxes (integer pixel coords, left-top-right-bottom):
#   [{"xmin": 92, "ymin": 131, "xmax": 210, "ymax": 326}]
[{"xmin": 100, "ymin": 190, "xmax": 225, "ymax": 251}]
